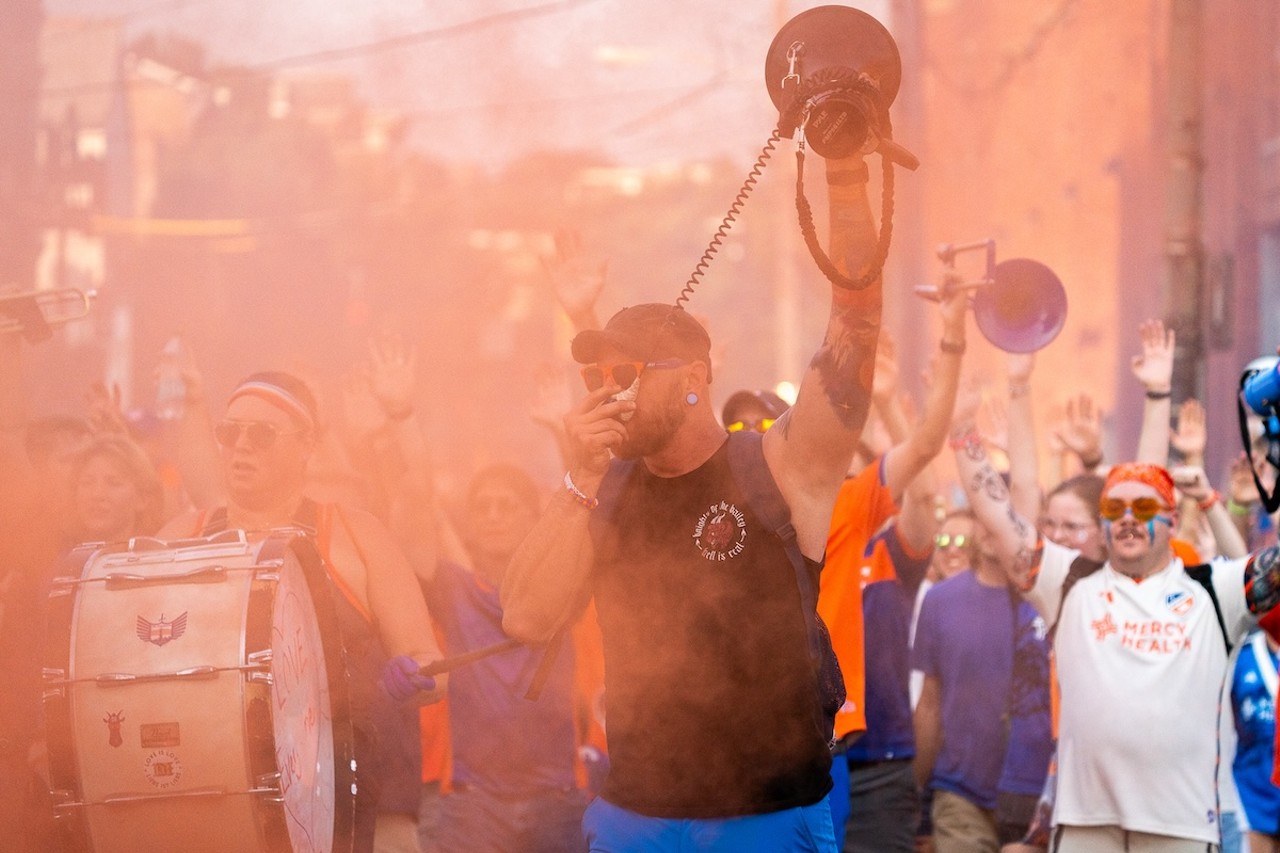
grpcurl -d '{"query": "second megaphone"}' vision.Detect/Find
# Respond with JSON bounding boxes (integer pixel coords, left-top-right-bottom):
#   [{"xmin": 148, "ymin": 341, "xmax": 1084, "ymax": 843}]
[{"xmin": 764, "ymin": 5, "xmax": 917, "ymax": 168}]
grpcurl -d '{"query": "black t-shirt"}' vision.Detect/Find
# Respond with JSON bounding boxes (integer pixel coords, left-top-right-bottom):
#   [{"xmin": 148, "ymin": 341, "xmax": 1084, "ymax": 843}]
[{"xmin": 590, "ymin": 440, "xmax": 832, "ymax": 818}]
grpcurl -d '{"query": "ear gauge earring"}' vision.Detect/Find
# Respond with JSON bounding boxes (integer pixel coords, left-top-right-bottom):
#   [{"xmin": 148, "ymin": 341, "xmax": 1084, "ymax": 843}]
[{"xmin": 686, "ymin": 393, "xmax": 699, "ymax": 406}]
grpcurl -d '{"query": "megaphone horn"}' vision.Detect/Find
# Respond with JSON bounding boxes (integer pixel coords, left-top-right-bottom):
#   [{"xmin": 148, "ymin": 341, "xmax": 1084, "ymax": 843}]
[
  {"xmin": 764, "ymin": 5, "xmax": 909, "ymax": 164},
  {"xmin": 972, "ymin": 259, "xmax": 1068, "ymax": 353}
]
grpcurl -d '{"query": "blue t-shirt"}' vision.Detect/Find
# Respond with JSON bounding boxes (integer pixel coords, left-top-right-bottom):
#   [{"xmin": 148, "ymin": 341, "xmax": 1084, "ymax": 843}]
[
  {"xmin": 913, "ymin": 570, "xmax": 1023, "ymax": 809},
  {"xmin": 426, "ymin": 560, "xmax": 578, "ymax": 794},
  {"xmin": 1232, "ymin": 631, "xmax": 1280, "ymax": 835},
  {"xmin": 847, "ymin": 523, "xmax": 931, "ymax": 762},
  {"xmin": 998, "ymin": 600, "xmax": 1052, "ymax": 797}
]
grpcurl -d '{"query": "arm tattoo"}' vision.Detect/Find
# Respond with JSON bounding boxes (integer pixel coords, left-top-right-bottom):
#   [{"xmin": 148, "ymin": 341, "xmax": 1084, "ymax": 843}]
[
  {"xmin": 810, "ymin": 300, "xmax": 879, "ymax": 430},
  {"xmin": 1008, "ymin": 505, "xmax": 1032, "ymax": 540},
  {"xmin": 969, "ymin": 466, "xmax": 1009, "ymax": 503}
]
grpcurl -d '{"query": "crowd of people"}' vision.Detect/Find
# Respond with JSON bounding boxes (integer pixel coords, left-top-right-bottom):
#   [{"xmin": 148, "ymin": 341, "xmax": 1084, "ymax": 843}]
[{"xmin": 2, "ymin": 146, "xmax": 1280, "ymax": 853}]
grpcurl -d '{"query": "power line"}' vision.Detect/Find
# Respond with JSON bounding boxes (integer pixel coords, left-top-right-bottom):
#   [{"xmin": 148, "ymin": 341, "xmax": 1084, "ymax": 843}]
[
  {"xmin": 255, "ymin": 0, "xmax": 605, "ymax": 70},
  {"xmin": 40, "ymin": 0, "xmax": 605, "ymax": 97}
]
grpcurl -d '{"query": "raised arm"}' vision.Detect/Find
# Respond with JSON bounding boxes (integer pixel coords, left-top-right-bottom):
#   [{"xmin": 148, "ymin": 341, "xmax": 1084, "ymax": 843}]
[
  {"xmin": 882, "ymin": 286, "xmax": 967, "ymax": 503},
  {"xmin": 764, "ymin": 155, "xmax": 884, "ymax": 557},
  {"xmin": 1003, "ymin": 353, "xmax": 1043, "ymax": 522},
  {"xmin": 1132, "ymin": 319, "xmax": 1175, "ymax": 465},
  {"xmin": 949, "ymin": 384, "xmax": 1041, "ymax": 588}
]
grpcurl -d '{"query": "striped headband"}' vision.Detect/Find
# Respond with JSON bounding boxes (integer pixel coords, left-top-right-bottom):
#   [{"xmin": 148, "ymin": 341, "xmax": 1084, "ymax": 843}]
[{"xmin": 227, "ymin": 379, "xmax": 316, "ymax": 431}]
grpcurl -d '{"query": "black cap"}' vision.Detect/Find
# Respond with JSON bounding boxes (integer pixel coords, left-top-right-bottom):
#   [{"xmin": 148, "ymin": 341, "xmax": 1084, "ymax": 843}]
[
  {"xmin": 571, "ymin": 304, "xmax": 712, "ymax": 381},
  {"xmin": 722, "ymin": 389, "xmax": 789, "ymax": 425}
]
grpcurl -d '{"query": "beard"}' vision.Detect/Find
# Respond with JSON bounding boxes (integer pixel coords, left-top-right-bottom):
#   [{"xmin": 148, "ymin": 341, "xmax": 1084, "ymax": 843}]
[{"xmin": 613, "ymin": 382, "xmax": 688, "ymax": 460}]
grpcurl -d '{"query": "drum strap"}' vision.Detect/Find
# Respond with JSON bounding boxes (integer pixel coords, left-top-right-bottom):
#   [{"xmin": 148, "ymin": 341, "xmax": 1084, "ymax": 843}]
[{"xmin": 195, "ymin": 498, "xmax": 375, "ymax": 624}]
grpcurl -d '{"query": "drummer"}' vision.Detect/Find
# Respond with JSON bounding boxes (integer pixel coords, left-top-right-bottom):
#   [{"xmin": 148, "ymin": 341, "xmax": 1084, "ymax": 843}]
[{"xmin": 158, "ymin": 370, "xmax": 446, "ymax": 852}]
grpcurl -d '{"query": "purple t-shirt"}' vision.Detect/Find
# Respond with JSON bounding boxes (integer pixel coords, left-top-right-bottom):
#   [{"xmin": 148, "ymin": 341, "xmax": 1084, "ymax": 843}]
[
  {"xmin": 426, "ymin": 561, "xmax": 578, "ymax": 794},
  {"xmin": 913, "ymin": 570, "xmax": 1036, "ymax": 809}
]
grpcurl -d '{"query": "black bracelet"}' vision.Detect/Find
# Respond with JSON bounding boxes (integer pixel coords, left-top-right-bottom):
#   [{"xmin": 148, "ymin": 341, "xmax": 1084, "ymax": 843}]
[
  {"xmin": 940, "ymin": 339, "xmax": 966, "ymax": 355},
  {"xmin": 1145, "ymin": 389, "xmax": 1172, "ymax": 401}
]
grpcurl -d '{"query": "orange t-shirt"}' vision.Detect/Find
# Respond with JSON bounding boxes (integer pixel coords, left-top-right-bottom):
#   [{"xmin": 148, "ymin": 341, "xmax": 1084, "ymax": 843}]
[{"xmin": 819, "ymin": 457, "xmax": 898, "ymax": 740}]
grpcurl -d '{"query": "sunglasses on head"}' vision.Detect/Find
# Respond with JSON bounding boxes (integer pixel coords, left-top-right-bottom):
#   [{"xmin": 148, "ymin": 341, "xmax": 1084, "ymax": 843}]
[
  {"xmin": 935, "ymin": 533, "xmax": 968, "ymax": 549},
  {"xmin": 726, "ymin": 417, "xmax": 776, "ymax": 434},
  {"xmin": 580, "ymin": 359, "xmax": 684, "ymax": 392},
  {"xmin": 1099, "ymin": 497, "xmax": 1169, "ymax": 523},
  {"xmin": 214, "ymin": 419, "xmax": 303, "ymax": 450}
]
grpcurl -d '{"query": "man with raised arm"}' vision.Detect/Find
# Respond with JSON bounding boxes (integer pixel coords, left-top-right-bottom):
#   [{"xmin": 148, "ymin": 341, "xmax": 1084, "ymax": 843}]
[
  {"xmin": 948, "ymin": 401, "xmax": 1280, "ymax": 852},
  {"xmin": 500, "ymin": 154, "xmax": 885, "ymax": 853}
]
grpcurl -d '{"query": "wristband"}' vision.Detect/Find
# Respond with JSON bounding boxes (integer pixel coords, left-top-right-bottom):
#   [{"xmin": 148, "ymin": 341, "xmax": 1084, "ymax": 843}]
[
  {"xmin": 1145, "ymin": 389, "xmax": 1172, "ymax": 401},
  {"xmin": 385, "ymin": 406, "xmax": 415, "ymax": 422},
  {"xmin": 826, "ymin": 162, "xmax": 870, "ymax": 185},
  {"xmin": 563, "ymin": 471, "xmax": 599, "ymax": 510},
  {"xmin": 1197, "ymin": 490, "xmax": 1221, "ymax": 512},
  {"xmin": 1227, "ymin": 499, "xmax": 1253, "ymax": 518},
  {"xmin": 940, "ymin": 339, "xmax": 966, "ymax": 356}
]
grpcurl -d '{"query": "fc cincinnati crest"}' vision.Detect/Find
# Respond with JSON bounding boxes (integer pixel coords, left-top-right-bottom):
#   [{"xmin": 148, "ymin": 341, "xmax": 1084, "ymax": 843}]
[
  {"xmin": 1165, "ymin": 591, "xmax": 1195, "ymax": 617},
  {"xmin": 136, "ymin": 612, "xmax": 188, "ymax": 647},
  {"xmin": 693, "ymin": 500, "xmax": 747, "ymax": 561}
]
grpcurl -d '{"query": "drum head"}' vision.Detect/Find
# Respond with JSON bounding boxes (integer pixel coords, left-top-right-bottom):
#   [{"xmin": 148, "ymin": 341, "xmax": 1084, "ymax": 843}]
[{"xmin": 271, "ymin": 548, "xmax": 338, "ymax": 852}]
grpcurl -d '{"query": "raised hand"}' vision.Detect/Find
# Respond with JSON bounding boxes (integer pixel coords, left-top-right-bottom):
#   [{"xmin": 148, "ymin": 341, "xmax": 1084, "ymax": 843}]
[
  {"xmin": 1130, "ymin": 319, "xmax": 1175, "ymax": 392},
  {"xmin": 542, "ymin": 229, "xmax": 607, "ymax": 330},
  {"xmin": 564, "ymin": 386, "xmax": 632, "ymax": 477},
  {"xmin": 86, "ymin": 381, "xmax": 128, "ymax": 435},
  {"xmin": 340, "ymin": 369, "xmax": 387, "ymax": 444},
  {"xmin": 1169, "ymin": 398, "xmax": 1207, "ymax": 463},
  {"xmin": 367, "ymin": 334, "xmax": 417, "ymax": 419},
  {"xmin": 1055, "ymin": 393, "xmax": 1103, "ymax": 467}
]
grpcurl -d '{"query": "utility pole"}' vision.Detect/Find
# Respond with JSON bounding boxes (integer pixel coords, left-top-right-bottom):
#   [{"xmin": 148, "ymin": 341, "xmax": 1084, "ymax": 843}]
[
  {"xmin": 1164, "ymin": 0, "xmax": 1205, "ymax": 404},
  {"xmin": 0, "ymin": 0, "xmax": 43, "ymax": 291}
]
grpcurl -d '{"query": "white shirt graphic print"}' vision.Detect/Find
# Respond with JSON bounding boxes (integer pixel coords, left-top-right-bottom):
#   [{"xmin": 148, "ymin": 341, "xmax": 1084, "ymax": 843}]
[{"xmin": 1026, "ymin": 541, "xmax": 1254, "ymax": 843}]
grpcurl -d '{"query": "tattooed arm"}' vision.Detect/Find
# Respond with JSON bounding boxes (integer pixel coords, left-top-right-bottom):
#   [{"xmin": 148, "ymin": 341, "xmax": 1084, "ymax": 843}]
[
  {"xmin": 764, "ymin": 155, "xmax": 884, "ymax": 559},
  {"xmin": 950, "ymin": 418, "xmax": 1043, "ymax": 590}
]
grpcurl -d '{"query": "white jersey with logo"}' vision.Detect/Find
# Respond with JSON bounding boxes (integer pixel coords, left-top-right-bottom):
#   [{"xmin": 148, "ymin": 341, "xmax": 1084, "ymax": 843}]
[{"xmin": 1026, "ymin": 541, "xmax": 1254, "ymax": 843}]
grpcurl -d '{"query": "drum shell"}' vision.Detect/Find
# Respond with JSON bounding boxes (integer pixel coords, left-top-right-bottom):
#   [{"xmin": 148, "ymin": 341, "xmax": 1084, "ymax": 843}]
[{"xmin": 43, "ymin": 532, "xmax": 354, "ymax": 853}]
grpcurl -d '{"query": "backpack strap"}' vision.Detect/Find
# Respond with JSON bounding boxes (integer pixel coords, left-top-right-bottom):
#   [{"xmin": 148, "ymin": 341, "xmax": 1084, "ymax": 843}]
[
  {"xmin": 724, "ymin": 433, "xmax": 819, "ymax": 657},
  {"xmin": 1048, "ymin": 555, "xmax": 1105, "ymax": 643},
  {"xmin": 1185, "ymin": 562, "xmax": 1233, "ymax": 654}
]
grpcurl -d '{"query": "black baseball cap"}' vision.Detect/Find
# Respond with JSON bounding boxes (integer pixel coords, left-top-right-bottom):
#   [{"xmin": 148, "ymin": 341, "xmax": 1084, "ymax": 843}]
[
  {"xmin": 571, "ymin": 304, "xmax": 713, "ymax": 381},
  {"xmin": 722, "ymin": 389, "xmax": 790, "ymax": 425}
]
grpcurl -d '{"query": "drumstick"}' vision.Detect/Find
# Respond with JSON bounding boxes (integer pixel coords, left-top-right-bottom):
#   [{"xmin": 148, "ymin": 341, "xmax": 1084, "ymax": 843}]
[{"xmin": 417, "ymin": 638, "xmax": 524, "ymax": 676}]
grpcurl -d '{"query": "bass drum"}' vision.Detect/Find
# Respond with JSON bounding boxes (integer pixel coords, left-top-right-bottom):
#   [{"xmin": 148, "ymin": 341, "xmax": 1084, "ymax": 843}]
[{"xmin": 43, "ymin": 530, "xmax": 355, "ymax": 853}]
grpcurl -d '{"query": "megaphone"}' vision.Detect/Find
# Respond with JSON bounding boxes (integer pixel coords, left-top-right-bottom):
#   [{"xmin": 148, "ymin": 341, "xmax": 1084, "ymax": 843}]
[
  {"xmin": 1238, "ymin": 355, "xmax": 1280, "ymax": 512},
  {"xmin": 764, "ymin": 5, "xmax": 918, "ymax": 168},
  {"xmin": 972, "ymin": 259, "xmax": 1068, "ymax": 353}
]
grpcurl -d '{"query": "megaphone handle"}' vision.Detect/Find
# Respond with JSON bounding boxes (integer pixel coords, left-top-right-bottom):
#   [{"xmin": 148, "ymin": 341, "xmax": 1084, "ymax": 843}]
[{"xmin": 878, "ymin": 138, "xmax": 919, "ymax": 171}]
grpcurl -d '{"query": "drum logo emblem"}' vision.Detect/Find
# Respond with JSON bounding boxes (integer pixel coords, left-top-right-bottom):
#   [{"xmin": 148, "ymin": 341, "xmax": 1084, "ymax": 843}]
[
  {"xmin": 136, "ymin": 612, "xmax": 188, "ymax": 647},
  {"xmin": 103, "ymin": 711, "xmax": 125, "ymax": 748},
  {"xmin": 143, "ymin": 749, "xmax": 183, "ymax": 788}
]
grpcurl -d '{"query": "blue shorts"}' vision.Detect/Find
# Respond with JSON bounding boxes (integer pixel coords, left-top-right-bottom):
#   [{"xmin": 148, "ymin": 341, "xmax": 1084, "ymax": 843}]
[{"xmin": 582, "ymin": 795, "xmax": 838, "ymax": 853}]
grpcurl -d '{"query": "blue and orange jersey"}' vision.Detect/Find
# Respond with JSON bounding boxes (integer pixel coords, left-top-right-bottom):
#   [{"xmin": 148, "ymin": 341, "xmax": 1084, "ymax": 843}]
[
  {"xmin": 819, "ymin": 456, "xmax": 898, "ymax": 740},
  {"xmin": 847, "ymin": 521, "xmax": 931, "ymax": 761}
]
